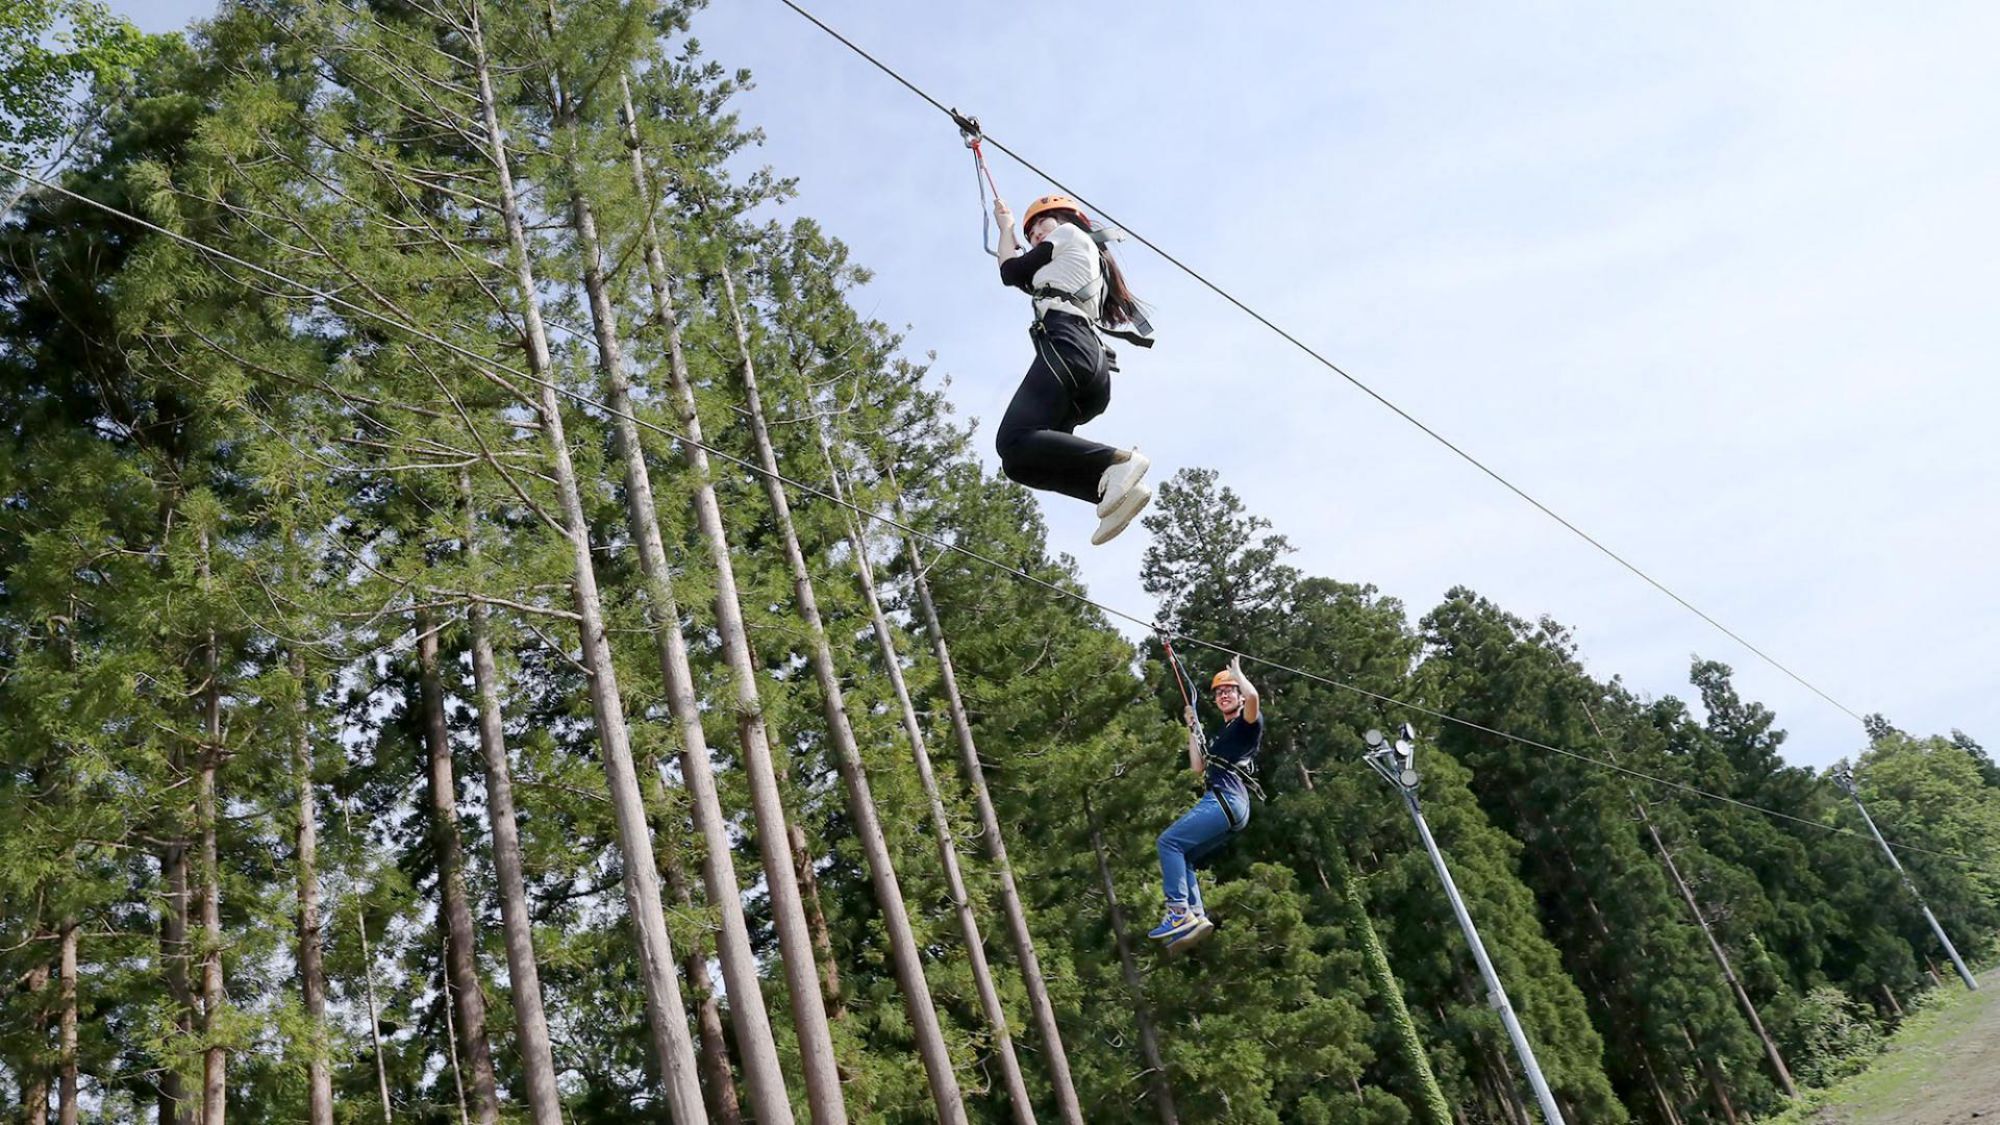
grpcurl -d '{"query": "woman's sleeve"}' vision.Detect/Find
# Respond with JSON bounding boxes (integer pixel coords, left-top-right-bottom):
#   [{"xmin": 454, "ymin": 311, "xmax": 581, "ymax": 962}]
[{"xmin": 999, "ymin": 242, "xmax": 1054, "ymax": 290}]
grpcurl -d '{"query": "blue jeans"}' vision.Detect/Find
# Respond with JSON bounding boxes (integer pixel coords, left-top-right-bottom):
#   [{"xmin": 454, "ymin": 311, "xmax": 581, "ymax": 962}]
[{"xmin": 1158, "ymin": 786, "xmax": 1249, "ymax": 913}]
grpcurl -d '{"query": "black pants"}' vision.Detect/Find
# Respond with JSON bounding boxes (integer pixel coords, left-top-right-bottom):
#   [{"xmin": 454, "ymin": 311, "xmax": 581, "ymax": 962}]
[{"xmin": 994, "ymin": 312, "xmax": 1118, "ymax": 503}]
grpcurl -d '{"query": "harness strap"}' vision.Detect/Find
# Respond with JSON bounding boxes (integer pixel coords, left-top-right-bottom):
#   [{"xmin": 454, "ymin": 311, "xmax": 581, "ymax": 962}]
[
  {"xmin": 1102, "ymin": 321, "xmax": 1156, "ymax": 349},
  {"xmin": 1033, "ymin": 268, "xmax": 1156, "ymax": 349},
  {"xmin": 1210, "ymin": 760, "xmax": 1267, "ymax": 806},
  {"xmin": 1216, "ymin": 783, "xmax": 1247, "ymax": 831}
]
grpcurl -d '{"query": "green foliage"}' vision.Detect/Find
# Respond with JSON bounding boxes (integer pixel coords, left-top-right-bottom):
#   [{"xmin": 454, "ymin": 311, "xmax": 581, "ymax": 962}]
[
  {"xmin": 1785, "ymin": 985, "xmax": 1883, "ymax": 1086},
  {"xmin": 0, "ymin": 0, "xmax": 158, "ymax": 167}
]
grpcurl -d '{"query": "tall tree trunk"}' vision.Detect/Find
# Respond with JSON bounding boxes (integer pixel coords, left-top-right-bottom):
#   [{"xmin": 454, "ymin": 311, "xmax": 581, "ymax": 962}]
[
  {"xmin": 442, "ymin": 958, "xmax": 472, "ymax": 1125},
  {"xmin": 197, "ymin": 736, "xmax": 223, "ymax": 1125},
  {"xmin": 1583, "ymin": 702, "xmax": 1798, "ymax": 1100},
  {"xmin": 790, "ymin": 820, "xmax": 845, "ymax": 1016},
  {"xmin": 612, "ymin": 78, "xmax": 849, "ymax": 1125},
  {"xmin": 552, "ymin": 81, "xmax": 800, "ymax": 1125},
  {"xmin": 1296, "ymin": 762, "xmax": 1452, "ymax": 1125},
  {"xmin": 291, "ymin": 653, "xmax": 335, "ymax": 1125},
  {"xmin": 58, "ymin": 921, "xmax": 78, "ymax": 1125},
  {"xmin": 886, "ymin": 466, "xmax": 1084, "ymax": 1125},
  {"xmin": 1645, "ymin": 817, "xmax": 1796, "ymax": 1099},
  {"xmin": 460, "ymin": 476, "xmax": 565, "ymax": 1125},
  {"xmin": 25, "ymin": 955, "xmax": 51, "ymax": 1124},
  {"xmin": 161, "ymin": 833, "xmax": 193, "ymax": 1125},
  {"xmin": 1083, "ymin": 794, "xmax": 1178, "ymax": 1125},
  {"xmin": 465, "ymin": 9, "xmax": 707, "ymax": 1116},
  {"xmin": 1641, "ymin": 1048, "xmax": 1684, "ymax": 1125},
  {"xmin": 197, "ymin": 527, "xmax": 226, "ymax": 1125},
  {"xmin": 710, "ymin": 257, "xmax": 965, "ymax": 1123},
  {"xmin": 647, "ymin": 797, "xmax": 746, "ymax": 1125},
  {"xmin": 416, "ymin": 614, "xmax": 501, "ymax": 1125},
  {"xmin": 348, "ymin": 830, "xmax": 395, "ymax": 1125},
  {"xmin": 1691, "ymin": 1035, "xmax": 1739, "ymax": 1125},
  {"xmin": 1485, "ymin": 1042, "xmax": 1533, "ymax": 1125},
  {"xmin": 817, "ymin": 425, "xmax": 1033, "ymax": 1122}
]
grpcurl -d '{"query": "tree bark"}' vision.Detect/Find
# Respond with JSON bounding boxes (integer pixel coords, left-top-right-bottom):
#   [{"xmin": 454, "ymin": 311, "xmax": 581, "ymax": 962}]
[
  {"xmin": 1583, "ymin": 701, "xmax": 1798, "ymax": 1100},
  {"xmin": 818, "ymin": 425, "xmax": 1033, "ymax": 1122},
  {"xmin": 25, "ymin": 955, "xmax": 51, "ymax": 1125},
  {"xmin": 291, "ymin": 653, "xmax": 335, "ymax": 1125},
  {"xmin": 197, "ymin": 528, "xmax": 226, "ymax": 1125},
  {"xmin": 349, "ymin": 846, "xmax": 395, "ymax": 1125},
  {"xmin": 711, "ymin": 257, "xmax": 965, "ymax": 1123},
  {"xmin": 612, "ymin": 79, "xmax": 845, "ymax": 1124},
  {"xmin": 460, "ymin": 477, "xmax": 565, "ymax": 1125},
  {"xmin": 416, "ymin": 614, "xmax": 501, "ymax": 1125},
  {"xmin": 160, "ymin": 828, "xmax": 193, "ymax": 1125},
  {"xmin": 565, "ymin": 85, "xmax": 800, "ymax": 1125},
  {"xmin": 466, "ymin": 9, "xmax": 707, "ymax": 1117},
  {"xmin": 1640, "ymin": 1048, "xmax": 1684, "ymax": 1125},
  {"xmin": 58, "ymin": 921, "xmax": 78, "ymax": 1125},
  {"xmin": 1084, "ymin": 794, "xmax": 1178, "ymax": 1125},
  {"xmin": 442, "ymin": 958, "xmax": 472, "ymax": 1125},
  {"xmin": 1485, "ymin": 1043, "xmax": 1532, "ymax": 1125},
  {"xmin": 648, "ymin": 801, "xmax": 746, "ymax": 1125},
  {"xmin": 1697, "ymin": 1052, "xmax": 1739, "ymax": 1124},
  {"xmin": 1646, "ymin": 817, "xmax": 1796, "ymax": 1098},
  {"xmin": 887, "ymin": 466, "xmax": 1085, "ymax": 1125},
  {"xmin": 790, "ymin": 820, "xmax": 845, "ymax": 1016}
]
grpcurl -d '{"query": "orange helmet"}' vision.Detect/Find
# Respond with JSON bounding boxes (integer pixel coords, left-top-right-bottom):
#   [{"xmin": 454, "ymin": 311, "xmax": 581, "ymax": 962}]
[
  {"xmin": 1021, "ymin": 194, "xmax": 1088, "ymax": 236},
  {"xmin": 1211, "ymin": 669, "xmax": 1240, "ymax": 690}
]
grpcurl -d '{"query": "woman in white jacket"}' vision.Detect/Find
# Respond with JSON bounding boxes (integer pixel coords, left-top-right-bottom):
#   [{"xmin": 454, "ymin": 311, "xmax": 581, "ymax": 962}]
[{"xmin": 991, "ymin": 193, "xmax": 1154, "ymax": 545}]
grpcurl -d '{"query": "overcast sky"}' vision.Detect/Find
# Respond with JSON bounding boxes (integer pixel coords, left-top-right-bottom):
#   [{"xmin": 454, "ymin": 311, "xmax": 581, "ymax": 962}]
[{"xmin": 115, "ymin": 1, "xmax": 1999, "ymax": 770}]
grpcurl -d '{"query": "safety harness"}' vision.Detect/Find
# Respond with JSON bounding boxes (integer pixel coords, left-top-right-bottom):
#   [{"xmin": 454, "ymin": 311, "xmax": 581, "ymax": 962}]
[
  {"xmin": 957, "ymin": 109, "xmax": 1157, "ymax": 351},
  {"xmin": 1029, "ymin": 232, "xmax": 1157, "ymax": 349},
  {"xmin": 1158, "ymin": 628, "xmax": 1266, "ymax": 828}
]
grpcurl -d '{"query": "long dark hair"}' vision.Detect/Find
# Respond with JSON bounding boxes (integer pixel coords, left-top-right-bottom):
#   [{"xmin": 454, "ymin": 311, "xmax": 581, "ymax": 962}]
[{"xmin": 1048, "ymin": 209, "xmax": 1142, "ymax": 328}]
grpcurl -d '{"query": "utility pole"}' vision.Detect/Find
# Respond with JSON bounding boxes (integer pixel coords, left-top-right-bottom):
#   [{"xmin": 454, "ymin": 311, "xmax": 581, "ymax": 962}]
[
  {"xmin": 1365, "ymin": 726, "xmax": 1566, "ymax": 1125},
  {"xmin": 1833, "ymin": 766, "xmax": 1978, "ymax": 991}
]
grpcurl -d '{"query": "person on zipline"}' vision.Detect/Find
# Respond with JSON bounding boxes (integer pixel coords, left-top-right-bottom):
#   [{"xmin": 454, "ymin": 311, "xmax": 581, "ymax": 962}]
[
  {"xmin": 1151, "ymin": 657, "xmax": 1262, "ymax": 951},
  {"xmin": 991, "ymin": 192, "xmax": 1155, "ymax": 545}
]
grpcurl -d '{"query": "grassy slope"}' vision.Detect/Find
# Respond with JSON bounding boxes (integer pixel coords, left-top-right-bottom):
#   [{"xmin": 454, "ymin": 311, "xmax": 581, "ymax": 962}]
[{"xmin": 1755, "ymin": 973, "xmax": 1996, "ymax": 1124}]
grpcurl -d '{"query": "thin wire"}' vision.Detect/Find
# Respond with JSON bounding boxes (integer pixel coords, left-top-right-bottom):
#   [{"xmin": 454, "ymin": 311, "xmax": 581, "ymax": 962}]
[
  {"xmin": 769, "ymin": 0, "xmax": 1867, "ymax": 729},
  {"xmin": 5, "ymin": 161, "xmax": 1961, "ymax": 867}
]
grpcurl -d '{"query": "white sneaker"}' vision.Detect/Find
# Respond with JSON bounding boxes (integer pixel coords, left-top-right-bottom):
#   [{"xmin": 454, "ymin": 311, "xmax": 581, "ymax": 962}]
[
  {"xmin": 1090, "ymin": 482, "xmax": 1153, "ymax": 546},
  {"xmin": 1096, "ymin": 450, "xmax": 1151, "ymax": 517}
]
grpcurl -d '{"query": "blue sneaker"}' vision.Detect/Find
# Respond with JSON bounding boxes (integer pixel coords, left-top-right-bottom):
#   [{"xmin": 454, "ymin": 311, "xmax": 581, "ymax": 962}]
[
  {"xmin": 1148, "ymin": 908, "xmax": 1200, "ymax": 941},
  {"xmin": 1166, "ymin": 915, "xmax": 1216, "ymax": 956}
]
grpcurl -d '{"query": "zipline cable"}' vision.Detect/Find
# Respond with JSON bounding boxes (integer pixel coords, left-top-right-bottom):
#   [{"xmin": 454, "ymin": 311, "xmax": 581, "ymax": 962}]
[
  {"xmin": 768, "ymin": 0, "xmax": 1869, "ymax": 729},
  {"xmin": 4, "ymin": 160, "xmax": 1964, "ymax": 868}
]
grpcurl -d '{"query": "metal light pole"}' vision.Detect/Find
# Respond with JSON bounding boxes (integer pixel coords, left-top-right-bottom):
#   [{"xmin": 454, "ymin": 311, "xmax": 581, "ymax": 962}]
[
  {"xmin": 1365, "ymin": 726, "xmax": 1567, "ymax": 1124},
  {"xmin": 1833, "ymin": 766, "xmax": 1978, "ymax": 991}
]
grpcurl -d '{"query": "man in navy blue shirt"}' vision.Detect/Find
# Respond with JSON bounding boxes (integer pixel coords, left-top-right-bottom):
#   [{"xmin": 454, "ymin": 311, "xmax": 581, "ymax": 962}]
[{"xmin": 1150, "ymin": 657, "xmax": 1261, "ymax": 951}]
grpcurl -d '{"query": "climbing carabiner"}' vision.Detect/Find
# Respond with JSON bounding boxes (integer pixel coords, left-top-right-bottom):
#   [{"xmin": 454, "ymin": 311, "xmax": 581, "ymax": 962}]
[{"xmin": 952, "ymin": 107, "xmax": 1001, "ymax": 257}]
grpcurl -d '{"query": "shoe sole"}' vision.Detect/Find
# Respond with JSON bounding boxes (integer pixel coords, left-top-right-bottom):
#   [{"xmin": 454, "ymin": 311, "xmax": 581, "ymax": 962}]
[
  {"xmin": 1166, "ymin": 917, "xmax": 1215, "ymax": 956},
  {"xmin": 1091, "ymin": 483, "xmax": 1153, "ymax": 546},
  {"xmin": 1096, "ymin": 454, "xmax": 1151, "ymax": 517}
]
